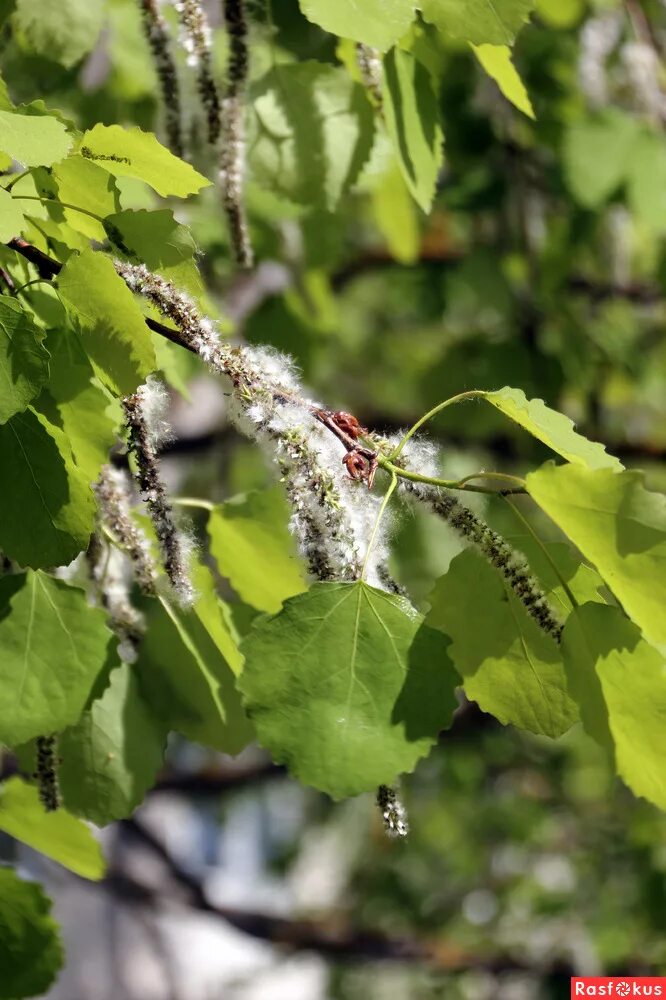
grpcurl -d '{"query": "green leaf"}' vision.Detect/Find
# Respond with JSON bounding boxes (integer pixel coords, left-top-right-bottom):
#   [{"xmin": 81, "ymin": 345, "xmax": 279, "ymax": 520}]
[
  {"xmin": 370, "ymin": 159, "xmax": 420, "ymax": 264},
  {"xmin": 79, "ymin": 124, "xmax": 210, "ymax": 198},
  {"xmin": 0, "ymin": 408, "xmax": 96, "ymax": 567},
  {"xmin": 299, "ymin": 0, "xmax": 415, "ymax": 51},
  {"xmin": 0, "ymin": 108, "xmax": 71, "ymax": 167},
  {"xmin": 208, "ymin": 487, "xmax": 307, "ymax": 614},
  {"xmin": 250, "ymin": 62, "xmax": 375, "ymax": 210},
  {"xmin": 0, "ymin": 297, "xmax": 49, "ymax": 423},
  {"xmin": 482, "ymin": 387, "xmax": 623, "ymax": 470},
  {"xmin": 563, "ymin": 110, "xmax": 638, "ymax": 209},
  {"xmin": 0, "ymin": 572, "xmax": 111, "ymax": 745},
  {"xmin": 626, "ymin": 128, "xmax": 666, "ymax": 235},
  {"xmin": 137, "ymin": 565, "xmax": 253, "ymax": 754},
  {"xmin": 0, "ymin": 868, "xmax": 63, "ymax": 999},
  {"xmin": 34, "ymin": 329, "xmax": 120, "ymax": 485},
  {"xmin": 471, "ymin": 44, "xmax": 535, "ymax": 119},
  {"xmin": 0, "ymin": 777, "xmax": 105, "ymax": 878},
  {"xmin": 57, "ymin": 663, "xmax": 167, "ymax": 825},
  {"xmin": 239, "ymin": 581, "xmax": 459, "ymax": 799},
  {"xmin": 13, "ymin": 0, "xmax": 103, "ymax": 67},
  {"xmin": 0, "ymin": 186, "xmax": 26, "ymax": 240},
  {"xmin": 382, "ymin": 47, "xmax": 444, "ymax": 212},
  {"xmin": 58, "ymin": 249, "xmax": 156, "ymax": 396},
  {"xmin": 421, "ymin": 0, "xmax": 536, "ymax": 45},
  {"xmin": 526, "ymin": 464, "xmax": 666, "ymax": 650},
  {"xmin": 51, "ymin": 155, "xmax": 122, "ymax": 241},
  {"xmin": 426, "ymin": 549, "xmax": 578, "ymax": 738},
  {"xmin": 561, "ymin": 604, "xmax": 666, "ymax": 810},
  {"xmin": 104, "ymin": 208, "xmax": 203, "ymax": 301}
]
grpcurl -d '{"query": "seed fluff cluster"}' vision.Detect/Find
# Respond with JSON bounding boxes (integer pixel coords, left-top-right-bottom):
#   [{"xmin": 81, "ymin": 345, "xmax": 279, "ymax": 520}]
[
  {"xmin": 176, "ymin": 0, "xmax": 222, "ymax": 144},
  {"xmin": 376, "ymin": 784, "xmax": 409, "ymax": 838},
  {"xmin": 123, "ymin": 377, "xmax": 196, "ymax": 608},
  {"xmin": 138, "ymin": 0, "xmax": 184, "ymax": 157},
  {"xmin": 35, "ymin": 735, "xmax": 61, "ymax": 813},
  {"xmin": 115, "ymin": 261, "xmax": 392, "ymax": 588},
  {"xmin": 115, "ymin": 259, "xmax": 565, "ymax": 632}
]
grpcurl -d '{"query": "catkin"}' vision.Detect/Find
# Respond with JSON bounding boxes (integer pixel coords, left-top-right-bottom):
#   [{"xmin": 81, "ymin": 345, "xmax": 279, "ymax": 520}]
[
  {"xmin": 35, "ymin": 735, "xmax": 61, "ymax": 812},
  {"xmin": 220, "ymin": 0, "xmax": 254, "ymax": 268},
  {"xmin": 138, "ymin": 0, "xmax": 185, "ymax": 157},
  {"xmin": 176, "ymin": 0, "xmax": 222, "ymax": 144}
]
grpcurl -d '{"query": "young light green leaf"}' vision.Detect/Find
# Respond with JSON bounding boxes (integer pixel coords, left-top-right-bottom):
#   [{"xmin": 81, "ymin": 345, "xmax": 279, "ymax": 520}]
[
  {"xmin": 561, "ymin": 604, "xmax": 666, "ymax": 810},
  {"xmin": 0, "ymin": 408, "xmax": 96, "ymax": 567},
  {"xmin": 371, "ymin": 159, "xmax": 420, "ymax": 264},
  {"xmin": 207, "ymin": 487, "xmax": 307, "ymax": 614},
  {"xmin": 239, "ymin": 581, "xmax": 459, "ymax": 799},
  {"xmin": 0, "ymin": 777, "xmax": 106, "ymax": 879},
  {"xmin": 51, "ymin": 155, "xmax": 122, "ymax": 241},
  {"xmin": 58, "ymin": 663, "xmax": 168, "ymax": 825},
  {"xmin": 79, "ymin": 124, "xmax": 210, "ymax": 198},
  {"xmin": 0, "ymin": 868, "xmax": 63, "ymax": 999},
  {"xmin": 471, "ymin": 44, "xmax": 535, "ymax": 119},
  {"xmin": 426, "ymin": 549, "xmax": 578, "ymax": 738},
  {"xmin": 526, "ymin": 464, "xmax": 666, "ymax": 649},
  {"xmin": 0, "ymin": 108, "xmax": 71, "ymax": 166},
  {"xmin": 35, "ymin": 328, "xmax": 120, "ymax": 486},
  {"xmin": 137, "ymin": 570, "xmax": 252, "ymax": 754},
  {"xmin": 563, "ymin": 110, "xmax": 638, "ymax": 209},
  {"xmin": 421, "ymin": 0, "xmax": 536, "ymax": 45},
  {"xmin": 0, "ymin": 572, "xmax": 111, "ymax": 746},
  {"xmin": 0, "ymin": 297, "xmax": 49, "ymax": 423},
  {"xmin": 249, "ymin": 62, "xmax": 375, "ymax": 210},
  {"xmin": 13, "ymin": 0, "xmax": 104, "ymax": 68},
  {"xmin": 482, "ymin": 387, "xmax": 623, "ymax": 470},
  {"xmin": 0, "ymin": 186, "xmax": 27, "ymax": 240},
  {"xmin": 382, "ymin": 47, "xmax": 444, "ymax": 212},
  {"xmin": 58, "ymin": 248, "xmax": 156, "ymax": 396},
  {"xmin": 299, "ymin": 0, "xmax": 415, "ymax": 51}
]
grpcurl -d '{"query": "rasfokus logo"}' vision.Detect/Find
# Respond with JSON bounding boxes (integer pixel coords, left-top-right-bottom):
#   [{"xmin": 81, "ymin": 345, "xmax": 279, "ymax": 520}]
[{"xmin": 571, "ymin": 979, "xmax": 666, "ymax": 997}]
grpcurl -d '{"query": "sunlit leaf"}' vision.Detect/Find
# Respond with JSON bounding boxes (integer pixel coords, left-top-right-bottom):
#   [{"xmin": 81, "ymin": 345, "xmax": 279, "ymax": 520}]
[
  {"xmin": 0, "ymin": 572, "xmax": 111, "ymax": 745},
  {"xmin": 239, "ymin": 581, "xmax": 459, "ymax": 798}
]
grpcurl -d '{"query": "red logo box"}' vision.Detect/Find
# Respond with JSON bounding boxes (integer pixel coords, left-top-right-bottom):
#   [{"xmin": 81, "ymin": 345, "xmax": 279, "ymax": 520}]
[{"xmin": 571, "ymin": 979, "xmax": 666, "ymax": 997}]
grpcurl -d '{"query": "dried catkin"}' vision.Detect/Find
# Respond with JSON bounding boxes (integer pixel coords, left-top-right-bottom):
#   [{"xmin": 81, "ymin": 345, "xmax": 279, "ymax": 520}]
[
  {"xmin": 220, "ymin": 0, "xmax": 254, "ymax": 268},
  {"xmin": 176, "ymin": 0, "xmax": 222, "ymax": 144},
  {"xmin": 138, "ymin": 0, "xmax": 185, "ymax": 157},
  {"xmin": 404, "ymin": 481, "xmax": 563, "ymax": 642},
  {"xmin": 356, "ymin": 43, "xmax": 383, "ymax": 112},
  {"xmin": 123, "ymin": 381, "xmax": 195, "ymax": 607},
  {"xmin": 35, "ymin": 735, "xmax": 61, "ymax": 812}
]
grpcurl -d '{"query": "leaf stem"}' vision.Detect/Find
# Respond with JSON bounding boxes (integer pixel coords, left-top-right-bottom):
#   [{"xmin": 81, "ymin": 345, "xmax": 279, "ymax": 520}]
[
  {"xmin": 502, "ymin": 495, "xmax": 579, "ymax": 610},
  {"xmin": 389, "ymin": 390, "xmax": 486, "ymax": 460},
  {"xmin": 173, "ymin": 496, "xmax": 216, "ymax": 512},
  {"xmin": 378, "ymin": 456, "xmax": 527, "ymax": 495},
  {"xmin": 12, "ymin": 194, "xmax": 105, "ymax": 223},
  {"xmin": 3, "ymin": 170, "xmax": 29, "ymax": 192},
  {"xmin": 361, "ymin": 472, "xmax": 397, "ymax": 581}
]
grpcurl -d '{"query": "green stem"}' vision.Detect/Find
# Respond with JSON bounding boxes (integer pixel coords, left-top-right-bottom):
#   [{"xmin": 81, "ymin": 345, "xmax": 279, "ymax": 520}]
[
  {"xmin": 12, "ymin": 194, "xmax": 105, "ymax": 223},
  {"xmin": 361, "ymin": 472, "xmax": 397, "ymax": 581},
  {"xmin": 503, "ymin": 495, "xmax": 579, "ymax": 610},
  {"xmin": 389, "ymin": 390, "xmax": 486, "ymax": 460},
  {"xmin": 378, "ymin": 456, "xmax": 526, "ymax": 495},
  {"xmin": 12, "ymin": 277, "xmax": 50, "ymax": 296},
  {"xmin": 173, "ymin": 497, "xmax": 215, "ymax": 512},
  {"xmin": 4, "ymin": 170, "xmax": 29, "ymax": 192}
]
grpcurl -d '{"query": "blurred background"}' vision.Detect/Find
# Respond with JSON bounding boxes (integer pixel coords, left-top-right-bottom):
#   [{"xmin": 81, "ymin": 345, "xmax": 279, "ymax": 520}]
[{"xmin": 2, "ymin": 0, "xmax": 666, "ymax": 996}]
